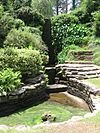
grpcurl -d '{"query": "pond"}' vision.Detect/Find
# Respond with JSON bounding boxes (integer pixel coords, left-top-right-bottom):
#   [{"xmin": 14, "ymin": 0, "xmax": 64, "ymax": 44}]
[{"xmin": 0, "ymin": 101, "xmax": 88, "ymax": 126}]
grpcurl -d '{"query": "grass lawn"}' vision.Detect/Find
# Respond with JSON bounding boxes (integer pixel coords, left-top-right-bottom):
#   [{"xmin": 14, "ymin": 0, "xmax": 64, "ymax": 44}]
[
  {"xmin": 0, "ymin": 101, "xmax": 87, "ymax": 126},
  {"xmin": 83, "ymin": 111, "xmax": 100, "ymax": 124},
  {"xmin": 86, "ymin": 78, "xmax": 100, "ymax": 88},
  {"xmin": 1, "ymin": 112, "xmax": 100, "ymax": 133}
]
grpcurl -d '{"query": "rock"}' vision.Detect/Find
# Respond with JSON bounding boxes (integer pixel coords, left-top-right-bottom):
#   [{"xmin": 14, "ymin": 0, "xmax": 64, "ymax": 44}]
[
  {"xmin": 0, "ymin": 125, "xmax": 9, "ymax": 131},
  {"xmin": 15, "ymin": 125, "xmax": 30, "ymax": 131},
  {"xmin": 47, "ymin": 84, "xmax": 68, "ymax": 93},
  {"xmin": 70, "ymin": 116, "xmax": 83, "ymax": 121}
]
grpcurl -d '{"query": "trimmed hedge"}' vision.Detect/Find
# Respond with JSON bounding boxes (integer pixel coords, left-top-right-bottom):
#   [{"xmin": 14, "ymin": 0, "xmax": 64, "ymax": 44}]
[{"xmin": 0, "ymin": 48, "xmax": 43, "ymax": 80}]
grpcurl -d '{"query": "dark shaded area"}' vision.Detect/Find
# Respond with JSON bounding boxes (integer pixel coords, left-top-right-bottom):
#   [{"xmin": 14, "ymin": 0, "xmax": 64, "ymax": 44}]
[
  {"xmin": 45, "ymin": 67, "xmax": 56, "ymax": 84},
  {"xmin": 0, "ymin": 86, "xmax": 49, "ymax": 117},
  {"xmin": 42, "ymin": 19, "xmax": 55, "ymax": 65}
]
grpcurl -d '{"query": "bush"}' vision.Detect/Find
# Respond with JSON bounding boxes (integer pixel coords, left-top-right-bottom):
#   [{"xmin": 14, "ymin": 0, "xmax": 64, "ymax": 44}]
[
  {"xmin": 20, "ymin": 26, "xmax": 42, "ymax": 35},
  {"xmin": 0, "ymin": 5, "xmax": 4, "ymax": 18},
  {"xmin": 0, "ymin": 48, "xmax": 44, "ymax": 80},
  {"xmin": 0, "ymin": 14, "xmax": 25, "ymax": 46},
  {"xmin": 88, "ymin": 37, "xmax": 100, "ymax": 48},
  {"xmin": 71, "ymin": 7, "xmax": 91, "ymax": 24},
  {"xmin": 51, "ymin": 14, "xmax": 90, "ymax": 62},
  {"xmin": 93, "ymin": 12, "xmax": 100, "ymax": 37},
  {"xmin": 58, "ymin": 45, "xmax": 87, "ymax": 63},
  {"xmin": 14, "ymin": 0, "xmax": 32, "ymax": 9},
  {"xmin": 4, "ymin": 28, "xmax": 46, "ymax": 51},
  {"xmin": 71, "ymin": 0, "xmax": 100, "ymax": 25},
  {"xmin": 0, "ymin": 68, "xmax": 21, "ymax": 95},
  {"xmin": 15, "ymin": 6, "xmax": 44, "ymax": 27},
  {"xmin": 84, "ymin": 0, "xmax": 100, "ymax": 14},
  {"xmin": 41, "ymin": 112, "xmax": 56, "ymax": 122},
  {"xmin": 93, "ymin": 46, "xmax": 100, "ymax": 66}
]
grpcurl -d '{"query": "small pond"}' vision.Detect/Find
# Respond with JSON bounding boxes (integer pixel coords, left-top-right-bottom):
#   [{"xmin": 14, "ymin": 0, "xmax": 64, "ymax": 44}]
[{"xmin": 0, "ymin": 101, "xmax": 88, "ymax": 126}]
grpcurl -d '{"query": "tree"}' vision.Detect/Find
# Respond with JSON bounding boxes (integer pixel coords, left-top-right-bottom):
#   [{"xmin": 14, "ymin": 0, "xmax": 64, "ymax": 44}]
[
  {"xmin": 14, "ymin": 0, "xmax": 32, "ymax": 9},
  {"xmin": 32, "ymin": 0, "xmax": 53, "ymax": 18}
]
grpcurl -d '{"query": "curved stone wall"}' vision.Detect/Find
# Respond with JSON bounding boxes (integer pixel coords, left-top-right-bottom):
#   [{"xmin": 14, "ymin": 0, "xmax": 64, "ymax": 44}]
[{"xmin": 0, "ymin": 75, "xmax": 48, "ymax": 116}]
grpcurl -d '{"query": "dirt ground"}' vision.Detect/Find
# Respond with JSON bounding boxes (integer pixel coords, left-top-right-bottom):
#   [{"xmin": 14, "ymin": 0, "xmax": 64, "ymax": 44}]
[{"xmin": 36, "ymin": 121, "xmax": 100, "ymax": 133}]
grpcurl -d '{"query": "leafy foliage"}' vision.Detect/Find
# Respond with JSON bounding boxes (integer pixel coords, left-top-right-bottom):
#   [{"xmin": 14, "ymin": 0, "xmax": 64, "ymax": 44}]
[
  {"xmin": 4, "ymin": 28, "xmax": 46, "ymax": 51},
  {"xmin": 0, "ymin": 48, "xmax": 44, "ymax": 80},
  {"xmin": 93, "ymin": 12, "xmax": 100, "ymax": 37},
  {"xmin": 57, "ymin": 44, "xmax": 87, "ymax": 63},
  {"xmin": 0, "ymin": 14, "xmax": 25, "ymax": 47},
  {"xmin": 32, "ymin": 0, "xmax": 53, "ymax": 18},
  {"xmin": 93, "ymin": 46, "xmax": 100, "ymax": 66},
  {"xmin": 51, "ymin": 13, "xmax": 90, "ymax": 62},
  {"xmin": 0, "ymin": 5, "xmax": 4, "ymax": 18},
  {"xmin": 15, "ymin": 6, "xmax": 44, "ymax": 27},
  {"xmin": 0, "ymin": 68, "xmax": 21, "ymax": 94},
  {"xmin": 14, "ymin": 0, "xmax": 32, "ymax": 9},
  {"xmin": 88, "ymin": 37, "xmax": 100, "ymax": 48},
  {"xmin": 71, "ymin": 0, "xmax": 100, "ymax": 24}
]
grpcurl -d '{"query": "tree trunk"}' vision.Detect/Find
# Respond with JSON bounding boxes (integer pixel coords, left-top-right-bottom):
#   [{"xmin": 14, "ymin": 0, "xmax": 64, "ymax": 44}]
[
  {"xmin": 56, "ymin": 0, "xmax": 59, "ymax": 15},
  {"xmin": 72, "ymin": 0, "xmax": 76, "ymax": 9}
]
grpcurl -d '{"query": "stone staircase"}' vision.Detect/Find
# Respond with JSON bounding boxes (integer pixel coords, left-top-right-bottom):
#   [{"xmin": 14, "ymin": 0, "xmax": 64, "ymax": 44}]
[
  {"xmin": 46, "ymin": 61, "xmax": 100, "ymax": 112},
  {"xmin": 68, "ymin": 50, "xmax": 93, "ymax": 61},
  {"xmin": 56, "ymin": 61, "xmax": 100, "ymax": 80}
]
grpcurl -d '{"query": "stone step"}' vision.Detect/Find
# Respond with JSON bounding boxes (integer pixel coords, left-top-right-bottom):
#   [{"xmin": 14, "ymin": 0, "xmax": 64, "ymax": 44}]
[
  {"xmin": 62, "ymin": 66, "xmax": 100, "ymax": 72},
  {"xmin": 85, "ymin": 75, "xmax": 100, "ymax": 79},
  {"xmin": 65, "ymin": 70, "xmax": 100, "ymax": 76},
  {"xmin": 78, "ymin": 70, "xmax": 100, "ymax": 75},
  {"xmin": 56, "ymin": 64, "xmax": 97, "ymax": 68},
  {"xmin": 62, "ymin": 74, "xmax": 100, "ymax": 79},
  {"xmin": 65, "ymin": 61, "xmax": 93, "ymax": 64},
  {"xmin": 47, "ymin": 84, "xmax": 68, "ymax": 93},
  {"xmin": 64, "ymin": 70, "xmax": 100, "ymax": 76}
]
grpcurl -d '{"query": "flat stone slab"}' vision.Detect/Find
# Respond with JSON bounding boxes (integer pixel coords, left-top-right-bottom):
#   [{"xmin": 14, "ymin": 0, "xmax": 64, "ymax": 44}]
[
  {"xmin": 48, "ymin": 84, "xmax": 67, "ymax": 89},
  {"xmin": 65, "ymin": 61, "xmax": 93, "ymax": 64},
  {"xmin": 47, "ymin": 84, "xmax": 68, "ymax": 93},
  {"xmin": 63, "ymin": 66, "xmax": 100, "ymax": 71},
  {"xmin": 56, "ymin": 64, "xmax": 97, "ymax": 68}
]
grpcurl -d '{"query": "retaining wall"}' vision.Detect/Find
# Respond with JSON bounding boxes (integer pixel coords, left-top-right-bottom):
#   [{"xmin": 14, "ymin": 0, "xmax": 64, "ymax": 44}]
[{"xmin": 0, "ymin": 76, "xmax": 48, "ymax": 116}]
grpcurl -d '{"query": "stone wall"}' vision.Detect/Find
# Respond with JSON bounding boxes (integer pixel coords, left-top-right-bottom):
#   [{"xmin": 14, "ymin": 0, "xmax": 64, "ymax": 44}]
[
  {"xmin": 0, "ymin": 75, "xmax": 48, "ymax": 116},
  {"xmin": 55, "ymin": 64, "xmax": 96, "ymax": 112},
  {"xmin": 58, "ymin": 78, "xmax": 95, "ymax": 112}
]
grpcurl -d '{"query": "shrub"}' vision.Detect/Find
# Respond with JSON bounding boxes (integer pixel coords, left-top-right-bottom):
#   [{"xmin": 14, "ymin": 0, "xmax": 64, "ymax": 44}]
[
  {"xmin": 93, "ymin": 12, "xmax": 100, "ymax": 37},
  {"xmin": 0, "ymin": 14, "xmax": 25, "ymax": 46},
  {"xmin": 93, "ymin": 46, "xmax": 100, "ymax": 66},
  {"xmin": 14, "ymin": 0, "xmax": 32, "ymax": 9},
  {"xmin": 58, "ymin": 45, "xmax": 87, "ymax": 63},
  {"xmin": 0, "ymin": 5, "xmax": 4, "ymax": 18},
  {"xmin": 88, "ymin": 37, "xmax": 100, "ymax": 48},
  {"xmin": 51, "ymin": 14, "xmax": 90, "ymax": 62},
  {"xmin": 0, "ymin": 68, "xmax": 21, "ymax": 95},
  {"xmin": 15, "ymin": 6, "xmax": 44, "ymax": 27},
  {"xmin": 41, "ymin": 112, "xmax": 56, "ymax": 122},
  {"xmin": 0, "ymin": 48, "xmax": 44, "ymax": 80},
  {"xmin": 84, "ymin": 0, "xmax": 100, "ymax": 14},
  {"xmin": 71, "ymin": 0, "xmax": 100, "ymax": 25},
  {"xmin": 71, "ymin": 7, "xmax": 91, "ymax": 24},
  {"xmin": 4, "ymin": 28, "xmax": 46, "ymax": 51},
  {"xmin": 20, "ymin": 26, "xmax": 42, "ymax": 35}
]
